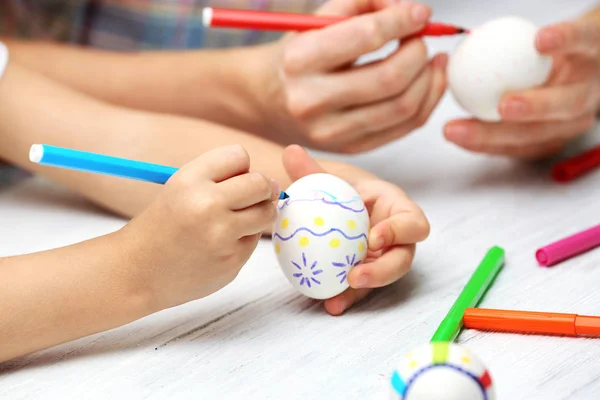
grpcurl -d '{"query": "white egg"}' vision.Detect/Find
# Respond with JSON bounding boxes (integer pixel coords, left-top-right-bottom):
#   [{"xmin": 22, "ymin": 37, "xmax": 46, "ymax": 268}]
[
  {"xmin": 389, "ymin": 342, "xmax": 495, "ymax": 400},
  {"xmin": 448, "ymin": 16, "xmax": 553, "ymax": 121},
  {"xmin": 273, "ymin": 173, "xmax": 369, "ymax": 299}
]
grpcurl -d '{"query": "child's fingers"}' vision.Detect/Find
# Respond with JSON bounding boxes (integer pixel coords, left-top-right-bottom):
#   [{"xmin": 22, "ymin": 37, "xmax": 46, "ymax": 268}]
[
  {"xmin": 324, "ymin": 288, "xmax": 373, "ymax": 316},
  {"xmin": 282, "ymin": 144, "xmax": 327, "ymax": 182},
  {"xmin": 348, "ymin": 244, "xmax": 415, "ymax": 288},
  {"xmin": 368, "ymin": 212, "xmax": 430, "ymax": 252},
  {"xmin": 186, "ymin": 144, "xmax": 250, "ymax": 183},
  {"xmin": 234, "ymin": 200, "xmax": 278, "ymax": 237},
  {"xmin": 219, "ymin": 172, "xmax": 279, "ymax": 210}
]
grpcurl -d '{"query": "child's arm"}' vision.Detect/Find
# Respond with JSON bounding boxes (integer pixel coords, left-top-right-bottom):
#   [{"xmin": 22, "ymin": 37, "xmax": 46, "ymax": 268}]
[
  {"xmin": 0, "ymin": 61, "xmax": 374, "ymax": 220},
  {"xmin": 1, "ymin": 38, "xmax": 272, "ymax": 138},
  {"xmin": 0, "ymin": 145, "xmax": 280, "ymax": 363},
  {"xmin": 0, "ymin": 232, "xmax": 149, "ymax": 363}
]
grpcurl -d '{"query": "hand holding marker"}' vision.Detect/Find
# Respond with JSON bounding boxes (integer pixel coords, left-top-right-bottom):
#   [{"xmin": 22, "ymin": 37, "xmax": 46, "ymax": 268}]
[{"xmin": 29, "ymin": 144, "xmax": 289, "ymax": 200}]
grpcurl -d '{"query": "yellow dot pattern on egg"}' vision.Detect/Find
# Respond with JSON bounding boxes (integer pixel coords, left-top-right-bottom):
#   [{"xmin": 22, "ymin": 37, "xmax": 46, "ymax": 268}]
[
  {"xmin": 274, "ymin": 243, "xmax": 280, "ymax": 254},
  {"xmin": 329, "ymin": 239, "xmax": 340, "ymax": 248},
  {"xmin": 281, "ymin": 218, "xmax": 289, "ymax": 229},
  {"xmin": 461, "ymin": 356, "xmax": 471, "ymax": 365},
  {"xmin": 408, "ymin": 359, "xmax": 418, "ymax": 369},
  {"xmin": 314, "ymin": 217, "xmax": 324, "ymax": 226},
  {"xmin": 347, "ymin": 220, "xmax": 356, "ymax": 230},
  {"xmin": 299, "ymin": 237, "xmax": 310, "ymax": 247},
  {"xmin": 358, "ymin": 242, "xmax": 365, "ymax": 252}
]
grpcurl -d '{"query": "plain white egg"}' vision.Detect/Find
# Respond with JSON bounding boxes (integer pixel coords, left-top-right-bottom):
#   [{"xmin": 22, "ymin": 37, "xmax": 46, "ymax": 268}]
[
  {"xmin": 273, "ymin": 173, "xmax": 369, "ymax": 300},
  {"xmin": 448, "ymin": 16, "xmax": 553, "ymax": 121}
]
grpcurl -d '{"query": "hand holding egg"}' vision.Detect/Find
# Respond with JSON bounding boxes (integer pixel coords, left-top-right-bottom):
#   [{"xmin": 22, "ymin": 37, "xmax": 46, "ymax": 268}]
[
  {"xmin": 278, "ymin": 145, "xmax": 430, "ymax": 315},
  {"xmin": 445, "ymin": 14, "xmax": 600, "ymax": 159}
]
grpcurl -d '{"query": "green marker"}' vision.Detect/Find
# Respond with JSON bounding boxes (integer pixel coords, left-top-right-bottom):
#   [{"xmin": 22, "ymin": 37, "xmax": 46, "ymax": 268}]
[{"xmin": 431, "ymin": 246, "xmax": 505, "ymax": 343}]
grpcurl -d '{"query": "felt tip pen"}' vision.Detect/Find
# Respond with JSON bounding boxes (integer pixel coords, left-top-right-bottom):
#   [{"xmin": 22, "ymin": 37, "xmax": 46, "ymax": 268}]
[
  {"xmin": 464, "ymin": 308, "xmax": 600, "ymax": 338},
  {"xmin": 551, "ymin": 144, "xmax": 600, "ymax": 183},
  {"xmin": 202, "ymin": 8, "xmax": 468, "ymax": 36},
  {"xmin": 430, "ymin": 246, "xmax": 505, "ymax": 343},
  {"xmin": 535, "ymin": 223, "xmax": 600, "ymax": 267},
  {"xmin": 29, "ymin": 144, "xmax": 289, "ymax": 200}
]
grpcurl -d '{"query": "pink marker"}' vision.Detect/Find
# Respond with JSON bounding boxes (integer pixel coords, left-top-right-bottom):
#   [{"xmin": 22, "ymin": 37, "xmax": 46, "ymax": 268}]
[{"xmin": 536, "ymin": 223, "xmax": 600, "ymax": 267}]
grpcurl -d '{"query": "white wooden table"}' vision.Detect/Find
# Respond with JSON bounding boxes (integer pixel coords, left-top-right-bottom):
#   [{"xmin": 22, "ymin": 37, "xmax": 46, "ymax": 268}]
[{"xmin": 1, "ymin": 1, "xmax": 600, "ymax": 398}]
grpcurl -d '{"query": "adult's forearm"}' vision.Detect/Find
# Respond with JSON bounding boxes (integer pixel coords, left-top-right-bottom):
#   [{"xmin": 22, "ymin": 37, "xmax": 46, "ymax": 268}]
[
  {"xmin": 1, "ymin": 38, "xmax": 273, "ymax": 134},
  {"xmin": 0, "ymin": 231, "xmax": 148, "ymax": 363}
]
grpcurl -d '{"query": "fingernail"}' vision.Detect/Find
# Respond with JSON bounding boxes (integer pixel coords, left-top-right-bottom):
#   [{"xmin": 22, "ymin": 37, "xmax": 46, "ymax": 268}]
[
  {"xmin": 536, "ymin": 29, "xmax": 562, "ymax": 51},
  {"xmin": 270, "ymin": 178, "xmax": 281, "ymax": 199},
  {"xmin": 410, "ymin": 4, "xmax": 430, "ymax": 24},
  {"xmin": 369, "ymin": 234, "xmax": 385, "ymax": 250},
  {"xmin": 433, "ymin": 53, "xmax": 448, "ymax": 69},
  {"xmin": 445, "ymin": 124, "xmax": 471, "ymax": 142},
  {"xmin": 500, "ymin": 98, "xmax": 528, "ymax": 119},
  {"xmin": 356, "ymin": 274, "xmax": 369, "ymax": 288}
]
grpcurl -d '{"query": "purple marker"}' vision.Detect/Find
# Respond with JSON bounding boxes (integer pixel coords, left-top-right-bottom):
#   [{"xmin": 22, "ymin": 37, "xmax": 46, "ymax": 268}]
[{"xmin": 536, "ymin": 223, "xmax": 600, "ymax": 267}]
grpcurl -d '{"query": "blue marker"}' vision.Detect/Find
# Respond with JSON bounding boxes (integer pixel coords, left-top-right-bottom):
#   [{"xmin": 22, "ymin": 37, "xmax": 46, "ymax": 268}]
[{"xmin": 30, "ymin": 144, "xmax": 289, "ymax": 200}]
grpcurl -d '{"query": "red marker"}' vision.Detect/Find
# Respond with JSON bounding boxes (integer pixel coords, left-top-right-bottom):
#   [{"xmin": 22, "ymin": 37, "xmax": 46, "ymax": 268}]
[
  {"xmin": 551, "ymin": 144, "xmax": 600, "ymax": 183},
  {"xmin": 202, "ymin": 8, "xmax": 467, "ymax": 37}
]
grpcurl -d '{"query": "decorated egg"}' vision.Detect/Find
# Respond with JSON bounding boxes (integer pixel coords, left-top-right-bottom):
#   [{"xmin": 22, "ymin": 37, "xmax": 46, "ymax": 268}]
[
  {"xmin": 448, "ymin": 16, "xmax": 553, "ymax": 121},
  {"xmin": 273, "ymin": 173, "xmax": 369, "ymax": 299},
  {"xmin": 390, "ymin": 342, "xmax": 495, "ymax": 400}
]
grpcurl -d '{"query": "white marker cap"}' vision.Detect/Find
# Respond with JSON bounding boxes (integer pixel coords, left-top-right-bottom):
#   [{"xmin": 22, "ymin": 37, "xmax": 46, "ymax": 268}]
[
  {"xmin": 202, "ymin": 7, "xmax": 213, "ymax": 27},
  {"xmin": 29, "ymin": 144, "xmax": 44, "ymax": 163}
]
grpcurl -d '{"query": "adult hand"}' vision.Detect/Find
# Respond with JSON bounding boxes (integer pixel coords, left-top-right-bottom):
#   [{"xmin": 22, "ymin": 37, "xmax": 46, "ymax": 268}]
[
  {"xmin": 445, "ymin": 15, "xmax": 600, "ymax": 159},
  {"xmin": 264, "ymin": 0, "xmax": 448, "ymax": 154},
  {"xmin": 283, "ymin": 145, "xmax": 430, "ymax": 315}
]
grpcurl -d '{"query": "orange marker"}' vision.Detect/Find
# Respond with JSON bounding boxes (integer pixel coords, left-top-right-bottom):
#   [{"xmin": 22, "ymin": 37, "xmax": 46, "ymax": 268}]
[{"xmin": 464, "ymin": 308, "xmax": 600, "ymax": 337}]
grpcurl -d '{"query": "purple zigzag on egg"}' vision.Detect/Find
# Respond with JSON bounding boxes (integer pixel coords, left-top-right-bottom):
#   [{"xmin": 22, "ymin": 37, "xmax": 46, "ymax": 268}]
[
  {"xmin": 273, "ymin": 227, "xmax": 367, "ymax": 242},
  {"xmin": 277, "ymin": 197, "xmax": 365, "ymax": 213}
]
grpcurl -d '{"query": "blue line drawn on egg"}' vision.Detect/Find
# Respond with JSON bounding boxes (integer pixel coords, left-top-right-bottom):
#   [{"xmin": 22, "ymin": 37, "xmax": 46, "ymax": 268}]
[
  {"xmin": 332, "ymin": 254, "xmax": 362, "ymax": 283},
  {"xmin": 277, "ymin": 195, "xmax": 365, "ymax": 213},
  {"xmin": 292, "ymin": 252, "xmax": 323, "ymax": 288},
  {"xmin": 274, "ymin": 227, "xmax": 367, "ymax": 242}
]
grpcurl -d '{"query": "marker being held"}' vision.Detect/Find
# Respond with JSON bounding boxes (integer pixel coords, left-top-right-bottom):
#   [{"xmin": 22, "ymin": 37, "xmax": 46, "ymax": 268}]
[{"xmin": 29, "ymin": 144, "xmax": 289, "ymax": 199}]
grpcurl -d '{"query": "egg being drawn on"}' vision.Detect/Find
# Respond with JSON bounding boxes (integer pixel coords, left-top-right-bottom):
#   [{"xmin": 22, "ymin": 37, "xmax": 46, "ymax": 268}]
[
  {"xmin": 273, "ymin": 173, "xmax": 369, "ymax": 300},
  {"xmin": 448, "ymin": 16, "xmax": 553, "ymax": 121}
]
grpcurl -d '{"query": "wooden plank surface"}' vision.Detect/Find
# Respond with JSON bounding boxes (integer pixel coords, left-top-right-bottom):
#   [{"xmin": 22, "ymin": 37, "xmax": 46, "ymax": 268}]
[{"xmin": 1, "ymin": 1, "xmax": 600, "ymax": 398}]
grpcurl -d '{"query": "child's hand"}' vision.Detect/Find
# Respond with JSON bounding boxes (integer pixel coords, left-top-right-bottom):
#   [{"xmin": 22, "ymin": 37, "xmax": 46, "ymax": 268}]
[
  {"xmin": 283, "ymin": 145, "xmax": 430, "ymax": 315},
  {"xmin": 120, "ymin": 145, "xmax": 279, "ymax": 312}
]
